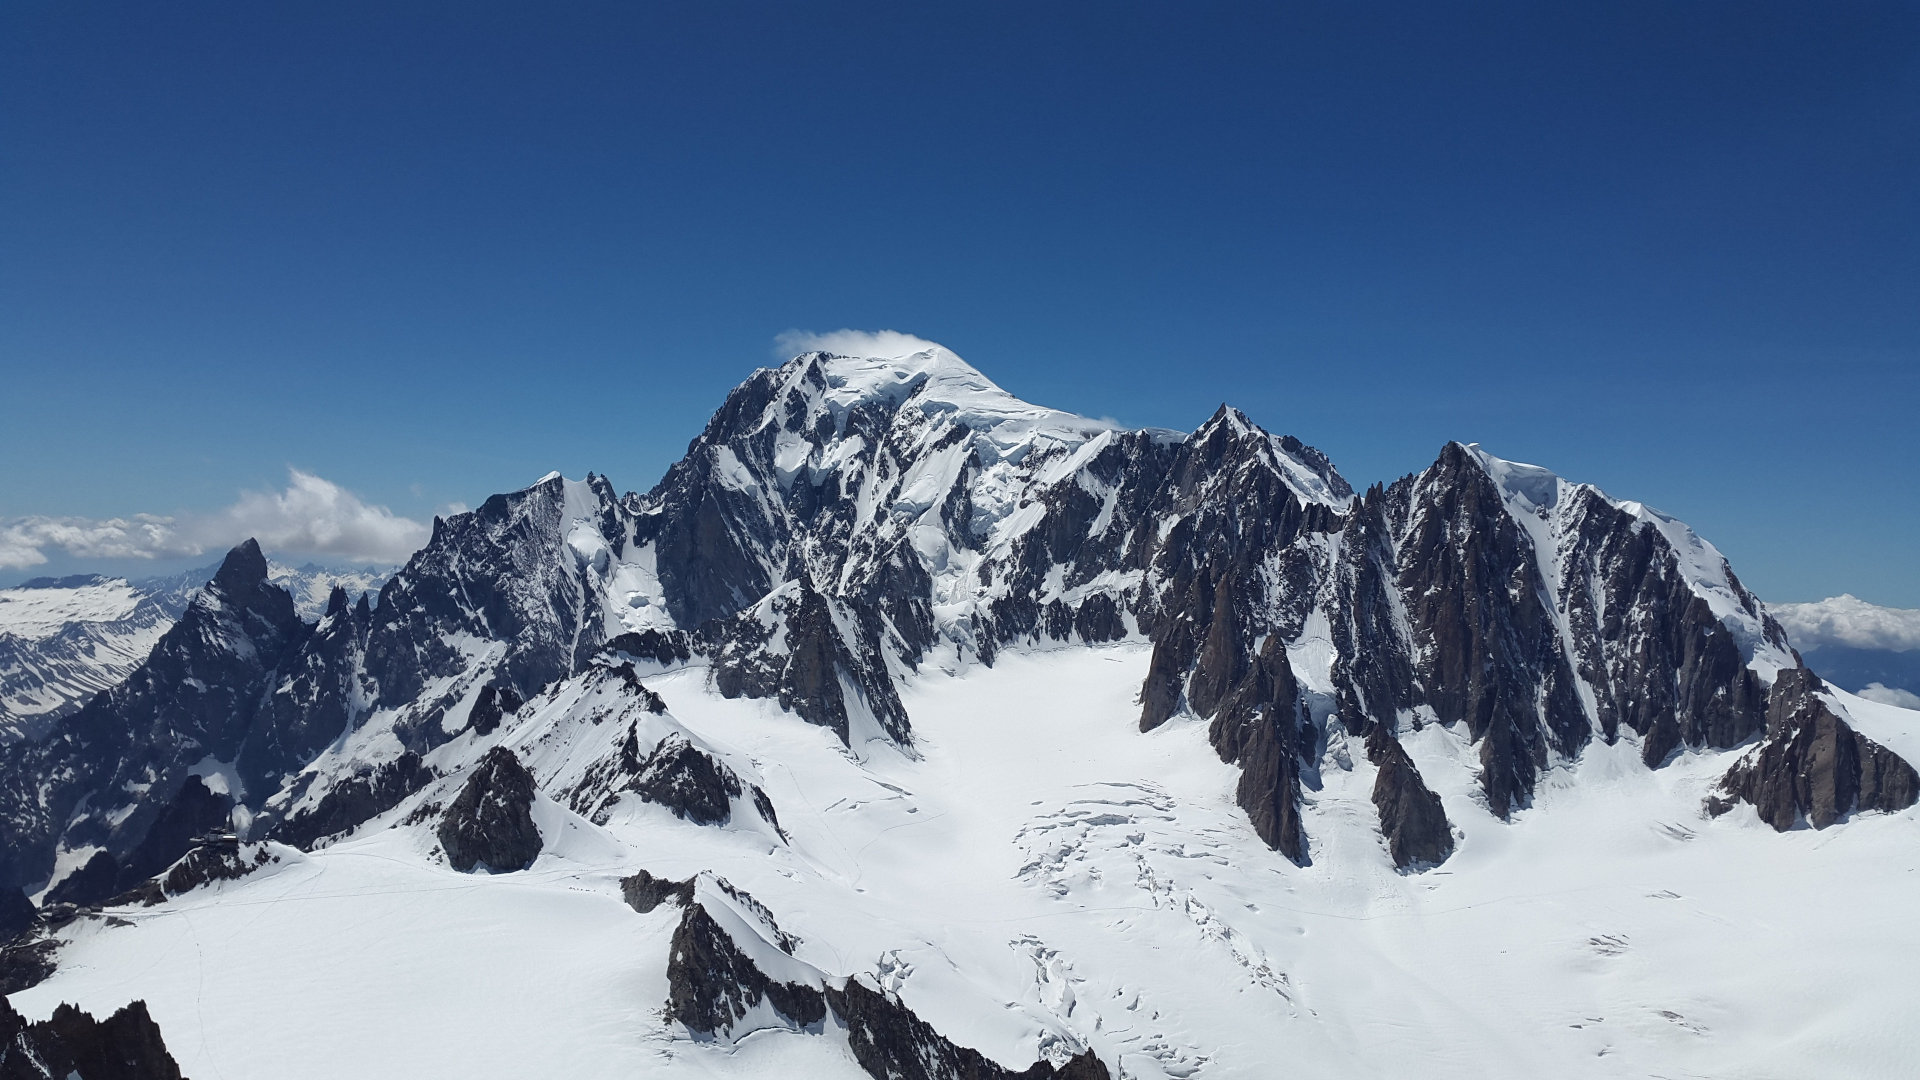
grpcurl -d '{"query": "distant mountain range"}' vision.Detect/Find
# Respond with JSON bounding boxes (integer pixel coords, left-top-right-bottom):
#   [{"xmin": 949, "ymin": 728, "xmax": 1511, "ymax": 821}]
[{"xmin": 0, "ymin": 562, "xmax": 391, "ymax": 742}]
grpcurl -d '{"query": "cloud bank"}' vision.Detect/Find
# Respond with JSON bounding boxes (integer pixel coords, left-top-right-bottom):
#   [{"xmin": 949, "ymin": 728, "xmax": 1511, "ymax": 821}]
[
  {"xmin": 0, "ymin": 469, "xmax": 431, "ymax": 570},
  {"xmin": 1770, "ymin": 595, "xmax": 1920, "ymax": 654},
  {"xmin": 775, "ymin": 328, "xmax": 945, "ymax": 361},
  {"xmin": 1859, "ymin": 683, "xmax": 1920, "ymax": 710}
]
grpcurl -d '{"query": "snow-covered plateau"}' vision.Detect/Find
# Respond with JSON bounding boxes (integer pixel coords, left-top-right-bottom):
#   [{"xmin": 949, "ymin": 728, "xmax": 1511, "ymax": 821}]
[{"xmin": 3, "ymin": 340, "xmax": 1915, "ymax": 1080}]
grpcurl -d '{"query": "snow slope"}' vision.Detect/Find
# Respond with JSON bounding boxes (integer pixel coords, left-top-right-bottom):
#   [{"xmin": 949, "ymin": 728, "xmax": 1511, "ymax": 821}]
[{"xmin": 16, "ymin": 644, "xmax": 1920, "ymax": 1079}]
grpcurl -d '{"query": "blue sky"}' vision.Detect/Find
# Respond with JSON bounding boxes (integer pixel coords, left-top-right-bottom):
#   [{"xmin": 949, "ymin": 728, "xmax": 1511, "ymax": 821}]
[{"xmin": 2, "ymin": 2, "xmax": 1916, "ymax": 604}]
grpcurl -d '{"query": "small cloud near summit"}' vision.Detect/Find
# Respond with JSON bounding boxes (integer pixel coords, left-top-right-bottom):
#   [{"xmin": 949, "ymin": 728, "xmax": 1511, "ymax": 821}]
[{"xmin": 775, "ymin": 328, "xmax": 946, "ymax": 361}]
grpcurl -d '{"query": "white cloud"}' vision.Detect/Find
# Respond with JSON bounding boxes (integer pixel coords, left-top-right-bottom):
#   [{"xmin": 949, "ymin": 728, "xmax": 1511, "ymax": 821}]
[
  {"xmin": 1858, "ymin": 683, "xmax": 1920, "ymax": 710},
  {"xmin": 1770, "ymin": 595, "xmax": 1920, "ymax": 653},
  {"xmin": 196, "ymin": 469, "xmax": 430, "ymax": 565},
  {"xmin": 0, "ymin": 514, "xmax": 197, "ymax": 569},
  {"xmin": 0, "ymin": 470, "xmax": 430, "ymax": 570},
  {"xmin": 775, "ymin": 328, "xmax": 944, "ymax": 361}
]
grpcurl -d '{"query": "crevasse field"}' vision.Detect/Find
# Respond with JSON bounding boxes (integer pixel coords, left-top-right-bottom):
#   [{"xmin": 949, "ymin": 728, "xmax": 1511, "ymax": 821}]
[{"xmin": 14, "ymin": 643, "xmax": 1919, "ymax": 1080}]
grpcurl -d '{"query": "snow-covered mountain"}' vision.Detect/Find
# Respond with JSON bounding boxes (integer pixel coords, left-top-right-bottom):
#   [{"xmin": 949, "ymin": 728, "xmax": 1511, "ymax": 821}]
[
  {"xmin": 0, "ymin": 562, "xmax": 392, "ymax": 742},
  {"xmin": 0, "ymin": 576, "xmax": 180, "ymax": 744},
  {"xmin": 3, "ymin": 341, "xmax": 1916, "ymax": 1079}
]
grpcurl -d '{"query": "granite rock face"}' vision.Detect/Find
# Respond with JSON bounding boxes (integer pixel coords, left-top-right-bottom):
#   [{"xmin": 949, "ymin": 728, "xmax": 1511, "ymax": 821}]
[
  {"xmin": 436, "ymin": 747, "xmax": 542, "ymax": 873},
  {"xmin": 1710, "ymin": 668, "xmax": 1920, "ymax": 830},
  {"xmin": 269, "ymin": 752, "xmax": 434, "ymax": 850},
  {"xmin": 0, "ymin": 995, "xmax": 184, "ymax": 1080},
  {"xmin": 662, "ymin": 878, "xmax": 1111, "ymax": 1080},
  {"xmin": 465, "ymin": 684, "xmax": 524, "ymax": 737},
  {"xmin": 1365, "ymin": 725, "xmax": 1454, "ymax": 869},
  {"xmin": 631, "ymin": 733, "xmax": 747, "ymax": 827}
]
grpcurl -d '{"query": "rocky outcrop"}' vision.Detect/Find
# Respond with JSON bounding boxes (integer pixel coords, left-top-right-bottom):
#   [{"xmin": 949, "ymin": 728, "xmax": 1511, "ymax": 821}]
[
  {"xmin": 270, "ymin": 752, "xmax": 434, "ymax": 850},
  {"xmin": 619, "ymin": 869, "xmax": 692, "ymax": 914},
  {"xmin": 437, "ymin": 747, "xmax": 542, "ymax": 873},
  {"xmin": 1365, "ymin": 726, "xmax": 1453, "ymax": 868},
  {"xmin": 572, "ymin": 723, "xmax": 782, "ymax": 835},
  {"xmin": 1709, "ymin": 669, "xmax": 1920, "ymax": 830},
  {"xmin": 465, "ymin": 683, "xmax": 524, "ymax": 737},
  {"xmin": 112, "ymin": 776, "xmax": 233, "ymax": 894},
  {"xmin": 157, "ymin": 838, "xmax": 280, "ymax": 900},
  {"xmin": 243, "ymin": 587, "xmax": 372, "ymax": 795},
  {"xmin": 0, "ymin": 995, "xmax": 184, "ymax": 1080},
  {"xmin": 43, "ymin": 773, "xmax": 236, "ymax": 908},
  {"xmin": 708, "ymin": 575, "xmax": 909, "ymax": 746},
  {"xmin": 631, "ymin": 733, "xmax": 745, "ymax": 826},
  {"xmin": 0, "ymin": 889, "xmax": 32, "ymax": 945},
  {"xmin": 827, "ymin": 978, "xmax": 1110, "ymax": 1080},
  {"xmin": 41, "ymin": 854, "xmax": 119, "ymax": 909},
  {"xmin": 663, "ymin": 881, "xmax": 1110, "ymax": 1080},
  {"xmin": 665, "ymin": 890, "xmax": 825, "ymax": 1034}
]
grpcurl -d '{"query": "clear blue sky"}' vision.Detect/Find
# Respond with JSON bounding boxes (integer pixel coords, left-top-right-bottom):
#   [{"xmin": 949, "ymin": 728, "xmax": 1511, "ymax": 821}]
[{"xmin": 2, "ymin": 2, "xmax": 1916, "ymax": 604}]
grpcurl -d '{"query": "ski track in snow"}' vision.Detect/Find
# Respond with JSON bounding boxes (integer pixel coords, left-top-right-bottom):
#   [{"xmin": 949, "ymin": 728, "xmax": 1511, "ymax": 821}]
[{"xmin": 12, "ymin": 643, "xmax": 1920, "ymax": 1079}]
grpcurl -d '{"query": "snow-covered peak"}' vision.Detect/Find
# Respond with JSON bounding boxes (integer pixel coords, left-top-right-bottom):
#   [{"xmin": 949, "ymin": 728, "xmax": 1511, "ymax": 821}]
[
  {"xmin": 778, "ymin": 344, "xmax": 1117, "ymax": 455},
  {"xmin": 1193, "ymin": 405, "xmax": 1353, "ymax": 509},
  {"xmin": 1461, "ymin": 443, "xmax": 1564, "ymax": 513}
]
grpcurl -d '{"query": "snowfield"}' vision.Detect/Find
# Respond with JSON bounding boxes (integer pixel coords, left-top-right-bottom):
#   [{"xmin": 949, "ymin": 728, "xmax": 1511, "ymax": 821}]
[{"xmin": 15, "ymin": 643, "xmax": 1920, "ymax": 1079}]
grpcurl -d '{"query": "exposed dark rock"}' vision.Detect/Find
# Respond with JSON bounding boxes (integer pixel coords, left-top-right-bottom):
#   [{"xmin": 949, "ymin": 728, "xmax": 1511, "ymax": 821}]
[
  {"xmin": 243, "ymin": 585, "xmax": 374, "ymax": 796},
  {"xmin": 708, "ymin": 575, "xmax": 909, "ymax": 746},
  {"xmin": 465, "ymin": 684, "xmax": 524, "ymax": 737},
  {"xmin": 1388, "ymin": 443, "xmax": 1586, "ymax": 819},
  {"xmin": 632, "ymin": 733, "xmax": 743, "ymax": 826},
  {"xmin": 0, "ymin": 889, "xmax": 33, "ymax": 944},
  {"xmin": 437, "ymin": 747, "xmax": 542, "ymax": 873},
  {"xmin": 1709, "ymin": 668, "xmax": 1920, "ymax": 830},
  {"xmin": 619, "ymin": 869, "xmax": 693, "ymax": 914},
  {"xmin": 43, "ymin": 851, "xmax": 119, "ymax": 909},
  {"xmin": 0, "ymin": 936, "xmax": 59, "ymax": 997},
  {"xmin": 1365, "ymin": 726, "xmax": 1454, "ymax": 869},
  {"xmin": 157, "ymin": 838, "xmax": 277, "ymax": 899},
  {"xmin": 827, "ymin": 978, "xmax": 1111, "ymax": 1080},
  {"xmin": 598, "ymin": 661, "xmax": 667, "ymax": 712},
  {"xmin": 664, "ymin": 887, "xmax": 1112, "ymax": 1080},
  {"xmin": 0, "ymin": 995, "xmax": 184, "ymax": 1080},
  {"xmin": 1550, "ymin": 486, "xmax": 1777, "ymax": 763},
  {"xmin": 1324, "ymin": 486, "xmax": 1418, "ymax": 737},
  {"xmin": 1208, "ymin": 636, "xmax": 1311, "ymax": 862},
  {"xmin": 112, "ymin": 776, "xmax": 233, "ymax": 895},
  {"xmin": 270, "ymin": 752, "xmax": 434, "ymax": 850},
  {"xmin": 601, "ymin": 629, "xmax": 693, "ymax": 669},
  {"xmin": 665, "ymin": 893, "xmax": 825, "ymax": 1034}
]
